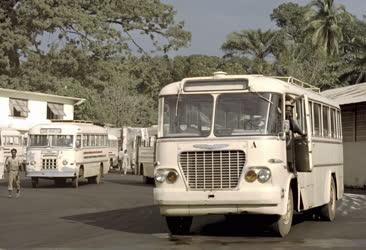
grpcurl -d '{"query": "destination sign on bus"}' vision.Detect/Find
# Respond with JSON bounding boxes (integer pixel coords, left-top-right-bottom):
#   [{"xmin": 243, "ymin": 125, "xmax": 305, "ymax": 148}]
[
  {"xmin": 183, "ymin": 79, "xmax": 249, "ymax": 92},
  {"xmin": 40, "ymin": 128, "xmax": 62, "ymax": 134}
]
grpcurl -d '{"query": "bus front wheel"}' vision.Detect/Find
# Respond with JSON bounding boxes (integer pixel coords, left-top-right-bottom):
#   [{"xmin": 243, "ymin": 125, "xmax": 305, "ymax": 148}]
[
  {"xmin": 272, "ymin": 187, "xmax": 293, "ymax": 237},
  {"xmin": 165, "ymin": 216, "xmax": 192, "ymax": 235}
]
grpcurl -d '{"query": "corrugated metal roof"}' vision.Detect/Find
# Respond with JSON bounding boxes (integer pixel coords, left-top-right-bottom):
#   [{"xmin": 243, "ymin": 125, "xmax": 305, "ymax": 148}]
[{"xmin": 321, "ymin": 82, "xmax": 366, "ymax": 105}]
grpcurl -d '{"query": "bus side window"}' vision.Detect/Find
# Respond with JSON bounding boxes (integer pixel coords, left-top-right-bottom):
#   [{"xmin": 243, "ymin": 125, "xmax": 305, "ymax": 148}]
[
  {"xmin": 330, "ymin": 109, "xmax": 336, "ymax": 138},
  {"xmin": 308, "ymin": 101, "xmax": 313, "ymax": 136},
  {"xmin": 323, "ymin": 106, "xmax": 330, "ymax": 137},
  {"xmin": 313, "ymin": 103, "xmax": 321, "ymax": 137},
  {"xmin": 76, "ymin": 135, "xmax": 81, "ymax": 148},
  {"xmin": 295, "ymin": 98, "xmax": 304, "ymax": 133},
  {"xmin": 337, "ymin": 110, "xmax": 342, "ymax": 139}
]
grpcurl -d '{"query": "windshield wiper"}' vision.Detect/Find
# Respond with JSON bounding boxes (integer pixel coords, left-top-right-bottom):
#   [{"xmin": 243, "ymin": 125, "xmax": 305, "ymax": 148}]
[{"xmin": 248, "ymin": 86, "xmax": 273, "ymax": 105}]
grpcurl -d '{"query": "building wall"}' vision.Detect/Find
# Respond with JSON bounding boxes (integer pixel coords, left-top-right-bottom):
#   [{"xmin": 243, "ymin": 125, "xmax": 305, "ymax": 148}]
[
  {"xmin": 343, "ymin": 141, "xmax": 366, "ymax": 188},
  {"xmin": 0, "ymin": 96, "xmax": 74, "ymax": 131},
  {"xmin": 341, "ymin": 102, "xmax": 366, "ymax": 188}
]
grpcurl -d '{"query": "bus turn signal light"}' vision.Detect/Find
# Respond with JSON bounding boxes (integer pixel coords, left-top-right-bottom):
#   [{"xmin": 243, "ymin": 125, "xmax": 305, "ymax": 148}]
[{"xmin": 245, "ymin": 170, "xmax": 257, "ymax": 183}]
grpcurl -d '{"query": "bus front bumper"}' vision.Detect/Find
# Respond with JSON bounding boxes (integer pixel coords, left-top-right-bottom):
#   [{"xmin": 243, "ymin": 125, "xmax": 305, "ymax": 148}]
[
  {"xmin": 26, "ymin": 167, "xmax": 76, "ymax": 178},
  {"xmin": 154, "ymin": 187, "xmax": 284, "ymax": 216}
]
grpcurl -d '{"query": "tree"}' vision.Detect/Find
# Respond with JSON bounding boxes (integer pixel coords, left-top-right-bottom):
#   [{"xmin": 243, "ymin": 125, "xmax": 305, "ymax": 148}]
[
  {"xmin": 0, "ymin": 0, "xmax": 191, "ymax": 77},
  {"xmin": 271, "ymin": 2, "xmax": 309, "ymax": 43},
  {"xmin": 306, "ymin": 0, "xmax": 352, "ymax": 56},
  {"xmin": 222, "ymin": 29, "xmax": 276, "ymax": 61},
  {"xmin": 221, "ymin": 29, "xmax": 277, "ymax": 74}
]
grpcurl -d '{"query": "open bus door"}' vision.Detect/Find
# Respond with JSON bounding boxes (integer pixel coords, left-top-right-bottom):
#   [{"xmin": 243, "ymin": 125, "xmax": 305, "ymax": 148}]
[
  {"xmin": 294, "ymin": 95, "xmax": 313, "ymax": 172},
  {"xmin": 295, "ymin": 94, "xmax": 314, "ymax": 209}
]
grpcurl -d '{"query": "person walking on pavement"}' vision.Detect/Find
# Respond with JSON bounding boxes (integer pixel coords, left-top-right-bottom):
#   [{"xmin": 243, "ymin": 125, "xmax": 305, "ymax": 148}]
[
  {"xmin": 121, "ymin": 149, "xmax": 130, "ymax": 175},
  {"xmin": 5, "ymin": 148, "xmax": 22, "ymax": 198}
]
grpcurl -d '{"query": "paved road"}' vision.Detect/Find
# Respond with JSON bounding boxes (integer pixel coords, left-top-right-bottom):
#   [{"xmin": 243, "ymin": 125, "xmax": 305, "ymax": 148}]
[{"xmin": 1, "ymin": 174, "xmax": 366, "ymax": 249}]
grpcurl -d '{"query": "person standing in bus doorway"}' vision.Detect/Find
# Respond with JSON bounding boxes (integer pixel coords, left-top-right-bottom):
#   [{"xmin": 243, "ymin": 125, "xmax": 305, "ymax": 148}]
[
  {"xmin": 5, "ymin": 148, "xmax": 22, "ymax": 198},
  {"xmin": 121, "ymin": 149, "xmax": 130, "ymax": 175},
  {"xmin": 285, "ymin": 99, "xmax": 305, "ymax": 172}
]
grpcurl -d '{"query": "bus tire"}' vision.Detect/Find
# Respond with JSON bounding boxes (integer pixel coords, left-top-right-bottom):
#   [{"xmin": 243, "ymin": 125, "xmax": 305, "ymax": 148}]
[
  {"xmin": 72, "ymin": 176, "xmax": 79, "ymax": 188},
  {"xmin": 319, "ymin": 177, "xmax": 336, "ymax": 221},
  {"xmin": 272, "ymin": 188, "xmax": 293, "ymax": 237},
  {"xmin": 165, "ymin": 216, "xmax": 192, "ymax": 235},
  {"xmin": 31, "ymin": 177, "xmax": 38, "ymax": 188}
]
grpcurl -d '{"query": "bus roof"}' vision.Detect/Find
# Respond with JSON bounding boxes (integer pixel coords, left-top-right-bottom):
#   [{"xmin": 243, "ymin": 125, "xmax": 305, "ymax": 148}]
[
  {"xmin": 29, "ymin": 122, "xmax": 107, "ymax": 134},
  {"xmin": 159, "ymin": 72, "xmax": 339, "ymax": 108},
  {"xmin": 0, "ymin": 127, "xmax": 22, "ymax": 136}
]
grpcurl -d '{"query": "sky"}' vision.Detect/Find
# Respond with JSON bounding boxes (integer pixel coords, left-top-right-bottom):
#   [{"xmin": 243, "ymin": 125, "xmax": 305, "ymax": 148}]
[{"xmin": 160, "ymin": 0, "xmax": 366, "ymax": 56}]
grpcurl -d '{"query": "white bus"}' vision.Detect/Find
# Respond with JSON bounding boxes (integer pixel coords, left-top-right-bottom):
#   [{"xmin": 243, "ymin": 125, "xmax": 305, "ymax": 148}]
[
  {"xmin": 153, "ymin": 72, "xmax": 343, "ymax": 237},
  {"xmin": 0, "ymin": 128, "xmax": 26, "ymax": 179},
  {"xmin": 26, "ymin": 121, "xmax": 110, "ymax": 188},
  {"xmin": 108, "ymin": 134, "xmax": 119, "ymax": 169}
]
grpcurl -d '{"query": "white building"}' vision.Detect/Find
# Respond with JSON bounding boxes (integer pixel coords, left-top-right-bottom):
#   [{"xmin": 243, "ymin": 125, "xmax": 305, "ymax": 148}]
[
  {"xmin": 0, "ymin": 88, "xmax": 84, "ymax": 132},
  {"xmin": 322, "ymin": 83, "xmax": 366, "ymax": 188}
]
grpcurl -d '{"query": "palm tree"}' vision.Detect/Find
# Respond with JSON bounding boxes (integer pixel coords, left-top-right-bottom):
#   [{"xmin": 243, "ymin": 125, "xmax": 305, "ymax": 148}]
[
  {"xmin": 306, "ymin": 0, "xmax": 352, "ymax": 56},
  {"xmin": 221, "ymin": 29, "xmax": 276, "ymax": 61}
]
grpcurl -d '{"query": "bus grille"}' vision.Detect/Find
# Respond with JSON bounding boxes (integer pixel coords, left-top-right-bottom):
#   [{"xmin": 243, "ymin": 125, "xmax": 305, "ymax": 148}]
[
  {"xmin": 179, "ymin": 150, "xmax": 246, "ymax": 190},
  {"xmin": 42, "ymin": 158, "xmax": 57, "ymax": 169}
]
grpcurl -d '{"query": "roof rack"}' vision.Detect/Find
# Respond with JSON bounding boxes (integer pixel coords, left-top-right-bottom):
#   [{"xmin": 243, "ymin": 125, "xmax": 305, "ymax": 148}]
[{"xmin": 270, "ymin": 76, "xmax": 321, "ymax": 93}]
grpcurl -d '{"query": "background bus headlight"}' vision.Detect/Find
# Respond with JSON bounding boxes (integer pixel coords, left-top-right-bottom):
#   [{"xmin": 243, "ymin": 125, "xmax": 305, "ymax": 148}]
[
  {"xmin": 257, "ymin": 168, "xmax": 271, "ymax": 183},
  {"xmin": 62, "ymin": 160, "xmax": 68, "ymax": 166}
]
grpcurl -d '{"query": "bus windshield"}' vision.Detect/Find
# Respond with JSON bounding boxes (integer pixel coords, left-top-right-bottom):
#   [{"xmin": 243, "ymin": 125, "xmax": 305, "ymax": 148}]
[
  {"xmin": 29, "ymin": 135, "xmax": 74, "ymax": 148},
  {"xmin": 162, "ymin": 94, "xmax": 213, "ymax": 138},
  {"xmin": 214, "ymin": 93, "xmax": 283, "ymax": 136}
]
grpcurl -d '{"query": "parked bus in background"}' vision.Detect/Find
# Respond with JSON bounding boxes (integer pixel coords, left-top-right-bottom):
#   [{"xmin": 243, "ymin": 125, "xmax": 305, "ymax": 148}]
[
  {"xmin": 153, "ymin": 72, "xmax": 343, "ymax": 237},
  {"xmin": 0, "ymin": 128, "xmax": 26, "ymax": 179},
  {"xmin": 135, "ymin": 132, "xmax": 157, "ymax": 184},
  {"xmin": 108, "ymin": 134, "xmax": 119, "ymax": 169},
  {"xmin": 26, "ymin": 121, "xmax": 109, "ymax": 188}
]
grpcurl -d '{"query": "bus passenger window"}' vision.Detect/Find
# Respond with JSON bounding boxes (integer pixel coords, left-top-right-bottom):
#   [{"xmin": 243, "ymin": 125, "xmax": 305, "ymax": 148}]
[
  {"xmin": 313, "ymin": 103, "xmax": 321, "ymax": 137},
  {"xmin": 76, "ymin": 135, "xmax": 81, "ymax": 148},
  {"xmin": 323, "ymin": 106, "xmax": 330, "ymax": 137},
  {"xmin": 330, "ymin": 109, "xmax": 336, "ymax": 138},
  {"xmin": 308, "ymin": 101, "xmax": 313, "ymax": 136}
]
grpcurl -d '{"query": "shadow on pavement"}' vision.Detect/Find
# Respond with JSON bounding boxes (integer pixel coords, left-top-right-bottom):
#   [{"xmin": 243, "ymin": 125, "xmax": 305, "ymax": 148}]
[
  {"xmin": 62, "ymin": 205, "xmax": 308, "ymax": 237},
  {"xmin": 63, "ymin": 205, "xmax": 169, "ymax": 234},
  {"xmin": 105, "ymin": 177, "xmax": 152, "ymax": 188}
]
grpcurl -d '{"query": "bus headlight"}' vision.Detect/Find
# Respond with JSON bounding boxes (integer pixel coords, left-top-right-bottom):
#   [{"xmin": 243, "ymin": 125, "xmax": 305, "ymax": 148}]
[
  {"xmin": 257, "ymin": 168, "xmax": 271, "ymax": 183},
  {"xmin": 155, "ymin": 169, "xmax": 179, "ymax": 184},
  {"xmin": 166, "ymin": 170, "xmax": 178, "ymax": 183},
  {"xmin": 245, "ymin": 170, "xmax": 257, "ymax": 183},
  {"xmin": 155, "ymin": 169, "xmax": 167, "ymax": 183},
  {"xmin": 62, "ymin": 160, "xmax": 68, "ymax": 166}
]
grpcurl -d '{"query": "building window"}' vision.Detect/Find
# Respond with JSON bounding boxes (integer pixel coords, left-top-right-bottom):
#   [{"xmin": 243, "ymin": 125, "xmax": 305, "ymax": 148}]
[
  {"xmin": 9, "ymin": 98, "xmax": 29, "ymax": 118},
  {"xmin": 47, "ymin": 103, "xmax": 65, "ymax": 120}
]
